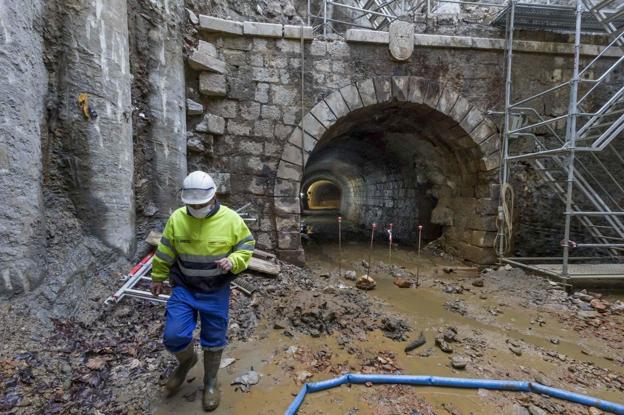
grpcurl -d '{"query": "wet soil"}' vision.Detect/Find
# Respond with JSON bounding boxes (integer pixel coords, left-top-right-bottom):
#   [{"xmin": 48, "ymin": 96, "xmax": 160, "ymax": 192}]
[{"xmin": 1, "ymin": 242, "xmax": 623, "ymax": 414}]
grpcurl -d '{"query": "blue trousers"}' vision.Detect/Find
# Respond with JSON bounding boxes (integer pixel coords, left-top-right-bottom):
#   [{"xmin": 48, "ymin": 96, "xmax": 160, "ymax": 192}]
[{"xmin": 163, "ymin": 284, "xmax": 231, "ymax": 353}]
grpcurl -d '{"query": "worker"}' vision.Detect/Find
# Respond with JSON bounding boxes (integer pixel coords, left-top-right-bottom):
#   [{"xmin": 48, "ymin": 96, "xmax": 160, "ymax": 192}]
[{"xmin": 150, "ymin": 171, "xmax": 255, "ymax": 411}]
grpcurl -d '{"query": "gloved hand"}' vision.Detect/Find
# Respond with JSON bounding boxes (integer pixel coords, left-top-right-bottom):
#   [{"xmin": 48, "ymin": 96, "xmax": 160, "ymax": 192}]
[
  {"xmin": 151, "ymin": 281, "xmax": 164, "ymax": 297},
  {"xmin": 215, "ymin": 258, "xmax": 232, "ymax": 272}
]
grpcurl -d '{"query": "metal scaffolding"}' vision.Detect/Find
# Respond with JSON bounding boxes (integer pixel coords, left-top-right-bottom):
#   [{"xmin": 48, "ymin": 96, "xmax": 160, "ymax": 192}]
[{"xmin": 497, "ymin": 0, "xmax": 624, "ymax": 283}]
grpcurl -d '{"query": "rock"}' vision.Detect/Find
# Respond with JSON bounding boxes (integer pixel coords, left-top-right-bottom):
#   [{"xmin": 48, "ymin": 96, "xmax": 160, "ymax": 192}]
[
  {"xmin": 509, "ymin": 345, "xmax": 522, "ymax": 356},
  {"xmin": 232, "ymin": 370, "xmax": 260, "ymax": 388},
  {"xmin": 503, "ymin": 264, "xmax": 513, "ymax": 271},
  {"xmin": 435, "ymin": 336, "xmax": 453, "ymax": 353},
  {"xmin": 344, "ymin": 270, "xmax": 357, "ymax": 281},
  {"xmin": 573, "ymin": 291, "xmax": 594, "ymax": 302},
  {"xmin": 283, "ymin": 4, "xmax": 296, "ymax": 17},
  {"xmin": 273, "ymin": 320, "xmax": 287, "ymax": 330},
  {"xmin": 528, "ymin": 404, "xmax": 547, "ymax": 415},
  {"xmin": 443, "ymin": 327, "xmax": 458, "ymax": 342},
  {"xmin": 186, "ymin": 99, "xmax": 203, "ymax": 115},
  {"xmin": 393, "ymin": 277, "xmax": 411, "ymax": 288},
  {"xmin": 318, "ymin": 272, "xmax": 330, "ymax": 278},
  {"xmin": 186, "ymin": 8, "xmax": 199, "ymax": 25},
  {"xmin": 588, "ymin": 407, "xmax": 604, "ymax": 415},
  {"xmin": 590, "ymin": 299, "xmax": 608, "ymax": 312},
  {"xmin": 188, "ymin": 41, "xmax": 226, "ymax": 73},
  {"xmin": 472, "ymin": 278, "xmax": 484, "ymax": 287},
  {"xmin": 361, "ymin": 260, "xmax": 369, "ymax": 268},
  {"xmin": 512, "ymin": 404, "xmax": 530, "ymax": 415},
  {"xmin": 451, "ymin": 356, "xmax": 468, "ymax": 370},
  {"xmin": 199, "ymin": 73, "xmax": 226, "ymax": 96},
  {"xmin": 265, "ymin": 1, "xmax": 282, "ymax": 17},
  {"xmin": 296, "ymin": 370, "xmax": 312, "ymax": 383},
  {"xmin": 196, "ymin": 113, "xmax": 225, "ymax": 135},
  {"xmin": 355, "ymin": 275, "xmax": 376, "ymax": 290},
  {"xmin": 187, "ymin": 134, "xmax": 206, "ymax": 153},
  {"xmin": 550, "ymin": 337, "xmax": 560, "ymax": 345},
  {"xmin": 404, "ymin": 331, "xmax": 426, "ymax": 352}
]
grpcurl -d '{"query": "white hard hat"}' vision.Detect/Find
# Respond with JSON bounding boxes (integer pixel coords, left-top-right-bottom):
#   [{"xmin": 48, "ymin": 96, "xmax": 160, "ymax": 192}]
[{"xmin": 181, "ymin": 171, "xmax": 216, "ymax": 205}]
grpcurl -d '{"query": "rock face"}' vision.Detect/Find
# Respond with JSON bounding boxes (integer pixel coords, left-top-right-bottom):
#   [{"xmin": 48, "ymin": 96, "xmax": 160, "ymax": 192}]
[
  {"xmin": 56, "ymin": 0, "xmax": 135, "ymax": 256},
  {"xmin": 0, "ymin": 0, "xmax": 47, "ymax": 297}
]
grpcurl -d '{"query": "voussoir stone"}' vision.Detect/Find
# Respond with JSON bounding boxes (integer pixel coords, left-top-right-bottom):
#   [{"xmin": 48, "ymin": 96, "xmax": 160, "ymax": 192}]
[
  {"xmin": 340, "ymin": 84, "xmax": 363, "ymax": 111},
  {"xmin": 391, "ymin": 76, "xmax": 410, "ymax": 101},
  {"xmin": 357, "ymin": 79, "xmax": 377, "ymax": 107},
  {"xmin": 309, "ymin": 101, "xmax": 336, "ymax": 129}
]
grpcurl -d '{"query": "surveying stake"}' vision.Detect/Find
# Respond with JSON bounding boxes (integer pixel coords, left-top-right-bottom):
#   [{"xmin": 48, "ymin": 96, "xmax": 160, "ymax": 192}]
[
  {"xmin": 367, "ymin": 223, "xmax": 377, "ymax": 276},
  {"xmin": 387, "ymin": 223, "xmax": 393, "ymax": 261},
  {"xmin": 416, "ymin": 225, "xmax": 423, "ymax": 286},
  {"xmin": 338, "ymin": 216, "xmax": 342, "ymax": 278}
]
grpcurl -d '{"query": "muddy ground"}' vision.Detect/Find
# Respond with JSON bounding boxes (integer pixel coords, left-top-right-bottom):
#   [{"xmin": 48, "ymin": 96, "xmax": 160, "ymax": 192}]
[{"xmin": 1, "ymin": 242, "xmax": 623, "ymax": 415}]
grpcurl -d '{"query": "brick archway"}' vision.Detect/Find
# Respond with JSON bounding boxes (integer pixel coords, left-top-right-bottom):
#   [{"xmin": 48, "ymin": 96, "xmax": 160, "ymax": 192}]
[{"xmin": 272, "ymin": 76, "xmax": 500, "ymax": 264}]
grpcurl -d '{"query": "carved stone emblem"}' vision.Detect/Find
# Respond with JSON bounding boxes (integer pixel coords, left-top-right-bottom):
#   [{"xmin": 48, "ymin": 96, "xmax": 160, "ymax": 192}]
[{"xmin": 388, "ymin": 20, "xmax": 414, "ymax": 61}]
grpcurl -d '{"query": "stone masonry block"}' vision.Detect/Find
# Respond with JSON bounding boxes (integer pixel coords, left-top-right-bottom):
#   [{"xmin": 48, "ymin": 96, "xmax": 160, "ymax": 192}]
[
  {"xmin": 340, "ymin": 84, "xmax": 363, "ymax": 111},
  {"xmin": 198, "ymin": 40, "xmax": 217, "ymax": 57},
  {"xmin": 211, "ymin": 172, "xmax": 231, "ymax": 194},
  {"xmin": 309, "ymin": 100, "xmax": 336, "ymax": 129},
  {"xmin": 196, "ymin": 113, "xmax": 225, "ymax": 135},
  {"xmin": 374, "ymin": 77, "xmax": 392, "ymax": 103},
  {"xmin": 324, "ymin": 91, "xmax": 350, "ymax": 120},
  {"xmin": 275, "ymin": 214, "xmax": 300, "ymax": 232},
  {"xmin": 422, "ymin": 81, "xmax": 441, "ymax": 108},
  {"xmin": 277, "ymin": 231, "xmax": 301, "ymax": 250},
  {"xmin": 471, "ymin": 120, "xmax": 498, "ymax": 145},
  {"xmin": 274, "ymin": 196, "xmax": 300, "ymax": 215},
  {"xmin": 189, "ymin": 44, "xmax": 226, "ymax": 74},
  {"xmin": 407, "ymin": 77, "xmax": 426, "ymax": 104},
  {"xmin": 449, "ymin": 96, "xmax": 472, "ymax": 124},
  {"xmin": 199, "ymin": 15, "xmax": 244, "ymax": 35},
  {"xmin": 479, "ymin": 133, "xmax": 499, "ymax": 156},
  {"xmin": 274, "ymin": 178, "xmax": 299, "ymax": 197},
  {"xmin": 199, "ymin": 73, "xmax": 226, "ymax": 96},
  {"xmin": 282, "ymin": 142, "xmax": 304, "ymax": 166},
  {"xmin": 391, "ymin": 76, "xmax": 410, "ymax": 101},
  {"xmin": 283, "ymin": 25, "xmax": 313, "ymax": 39},
  {"xmin": 301, "ymin": 113, "xmax": 326, "ymax": 139},
  {"xmin": 460, "ymin": 107, "xmax": 486, "ymax": 136},
  {"xmin": 186, "ymin": 99, "xmax": 204, "ymax": 115},
  {"xmin": 357, "ymin": 79, "xmax": 377, "ymax": 107},
  {"xmin": 437, "ymin": 86, "xmax": 459, "ymax": 116},
  {"xmin": 276, "ymin": 160, "xmax": 302, "ymax": 182},
  {"xmin": 480, "ymin": 153, "xmax": 500, "ymax": 172},
  {"xmin": 243, "ymin": 21, "xmax": 283, "ymax": 38}
]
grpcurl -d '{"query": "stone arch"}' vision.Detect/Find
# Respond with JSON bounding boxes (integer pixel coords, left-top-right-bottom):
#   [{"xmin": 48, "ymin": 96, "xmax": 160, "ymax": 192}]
[{"xmin": 273, "ymin": 76, "xmax": 501, "ymax": 264}]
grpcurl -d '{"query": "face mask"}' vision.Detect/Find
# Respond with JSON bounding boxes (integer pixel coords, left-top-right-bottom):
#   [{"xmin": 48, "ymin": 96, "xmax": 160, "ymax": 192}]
[{"xmin": 188, "ymin": 204, "xmax": 213, "ymax": 218}]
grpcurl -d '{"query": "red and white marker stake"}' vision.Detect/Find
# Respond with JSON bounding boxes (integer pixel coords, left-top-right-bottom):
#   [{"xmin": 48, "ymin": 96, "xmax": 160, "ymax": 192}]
[
  {"xmin": 338, "ymin": 216, "xmax": 342, "ymax": 278},
  {"xmin": 387, "ymin": 223, "xmax": 393, "ymax": 261},
  {"xmin": 417, "ymin": 225, "xmax": 423, "ymax": 286},
  {"xmin": 367, "ymin": 223, "xmax": 377, "ymax": 277}
]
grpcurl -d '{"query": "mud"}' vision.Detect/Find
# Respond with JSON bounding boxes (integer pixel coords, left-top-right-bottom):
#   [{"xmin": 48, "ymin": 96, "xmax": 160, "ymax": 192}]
[{"xmin": 1, "ymin": 242, "xmax": 623, "ymax": 414}]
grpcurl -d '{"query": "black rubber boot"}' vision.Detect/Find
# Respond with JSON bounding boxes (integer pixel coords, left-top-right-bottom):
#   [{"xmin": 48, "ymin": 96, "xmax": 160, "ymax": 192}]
[
  {"xmin": 202, "ymin": 348, "xmax": 223, "ymax": 411},
  {"xmin": 165, "ymin": 343, "xmax": 198, "ymax": 397}
]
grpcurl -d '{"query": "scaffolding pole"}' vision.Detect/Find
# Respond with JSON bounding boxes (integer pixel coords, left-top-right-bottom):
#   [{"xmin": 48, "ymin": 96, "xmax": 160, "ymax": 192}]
[
  {"xmin": 498, "ymin": 0, "xmax": 515, "ymax": 259},
  {"xmin": 561, "ymin": 0, "xmax": 583, "ymax": 278}
]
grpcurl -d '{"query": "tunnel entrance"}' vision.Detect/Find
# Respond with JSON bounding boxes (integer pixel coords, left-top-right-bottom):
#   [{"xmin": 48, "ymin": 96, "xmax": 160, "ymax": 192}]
[
  {"xmin": 304, "ymin": 180, "xmax": 342, "ymax": 211},
  {"xmin": 274, "ymin": 77, "xmax": 500, "ymax": 264}
]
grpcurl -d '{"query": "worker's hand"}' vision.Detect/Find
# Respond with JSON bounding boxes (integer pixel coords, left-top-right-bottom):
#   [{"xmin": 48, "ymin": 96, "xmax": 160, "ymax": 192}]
[
  {"xmin": 215, "ymin": 258, "xmax": 233, "ymax": 272},
  {"xmin": 151, "ymin": 281, "xmax": 163, "ymax": 297}
]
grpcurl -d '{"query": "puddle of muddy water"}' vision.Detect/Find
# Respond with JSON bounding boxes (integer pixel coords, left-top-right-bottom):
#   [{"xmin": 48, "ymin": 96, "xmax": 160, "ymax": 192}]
[{"xmin": 154, "ymin": 242, "xmax": 624, "ymax": 414}]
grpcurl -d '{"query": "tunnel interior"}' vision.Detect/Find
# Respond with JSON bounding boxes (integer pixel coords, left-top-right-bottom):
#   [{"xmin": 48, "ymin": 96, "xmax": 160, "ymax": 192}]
[
  {"xmin": 301, "ymin": 101, "xmax": 485, "ymax": 246},
  {"xmin": 303, "ymin": 180, "xmax": 342, "ymax": 211}
]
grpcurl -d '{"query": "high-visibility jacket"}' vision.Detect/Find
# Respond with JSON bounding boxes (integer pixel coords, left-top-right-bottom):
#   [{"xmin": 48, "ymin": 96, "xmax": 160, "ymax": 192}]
[{"xmin": 151, "ymin": 203, "xmax": 255, "ymax": 292}]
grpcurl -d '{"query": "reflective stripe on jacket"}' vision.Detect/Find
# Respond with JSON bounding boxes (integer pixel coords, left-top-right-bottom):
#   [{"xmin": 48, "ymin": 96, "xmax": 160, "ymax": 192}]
[{"xmin": 151, "ymin": 204, "xmax": 255, "ymax": 292}]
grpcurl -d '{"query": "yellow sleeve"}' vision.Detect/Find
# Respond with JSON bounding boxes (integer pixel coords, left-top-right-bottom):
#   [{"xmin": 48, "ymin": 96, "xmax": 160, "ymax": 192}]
[
  {"xmin": 228, "ymin": 215, "xmax": 255, "ymax": 275},
  {"xmin": 151, "ymin": 217, "xmax": 177, "ymax": 282}
]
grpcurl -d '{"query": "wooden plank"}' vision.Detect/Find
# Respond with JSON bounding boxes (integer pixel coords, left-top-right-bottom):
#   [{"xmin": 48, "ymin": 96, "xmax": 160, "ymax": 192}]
[
  {"xmin": 252, "ymin": 248, "xmax": 277, "ymax": 262},
  {"xmin": 248, "ymin": 257, "xmax": 280, "ymax": 276}
]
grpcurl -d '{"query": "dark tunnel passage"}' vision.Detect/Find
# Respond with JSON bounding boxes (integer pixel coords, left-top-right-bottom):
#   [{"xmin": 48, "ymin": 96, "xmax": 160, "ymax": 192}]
[
  {"xmin": 303, "ymin": 180, "xmax": 342, "ymax": 211},
  {"xmin": 301, "ymin": 101, "xmax": 485, "ymax": 246}
]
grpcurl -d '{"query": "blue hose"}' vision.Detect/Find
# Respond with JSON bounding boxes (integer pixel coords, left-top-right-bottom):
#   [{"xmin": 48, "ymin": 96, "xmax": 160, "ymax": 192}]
[{"xmin": 284, "ymin": 374, "xmax": 624, "ymax": 415}]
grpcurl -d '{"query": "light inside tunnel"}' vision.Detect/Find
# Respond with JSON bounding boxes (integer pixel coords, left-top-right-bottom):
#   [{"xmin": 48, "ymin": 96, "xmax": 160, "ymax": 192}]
[{"xmin": 305, "ymin": 180, "xmax": 342, "ymax": 210}]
